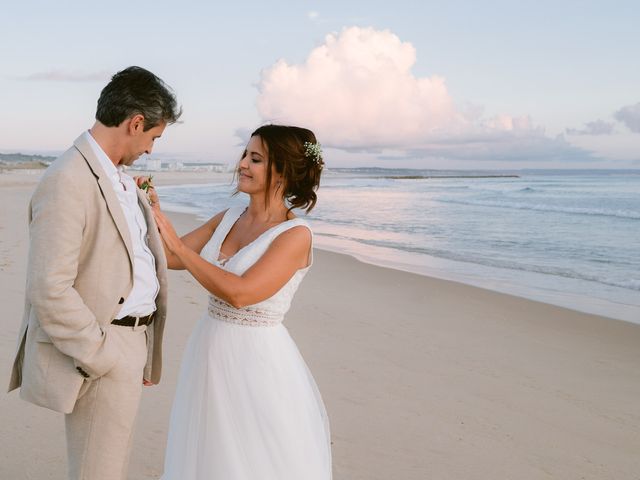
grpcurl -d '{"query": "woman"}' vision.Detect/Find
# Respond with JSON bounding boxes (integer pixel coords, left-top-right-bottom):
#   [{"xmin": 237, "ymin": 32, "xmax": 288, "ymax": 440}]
[{"xmin": 150, "ymin": 125, "xmax": 332, "ymax": 479}]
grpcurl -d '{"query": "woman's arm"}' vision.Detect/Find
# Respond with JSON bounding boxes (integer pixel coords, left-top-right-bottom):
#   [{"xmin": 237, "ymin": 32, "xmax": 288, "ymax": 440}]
[
  {"xmin": 163, "ymin": 211, "xmax": 226, "ymax": 270},
  {"xmin": 153, "ymin": 210, "xmax": 311, "ymax": 307},
  {"xmin": 134, "ymin": 176, "xmax": 226, "ymax": 270}
]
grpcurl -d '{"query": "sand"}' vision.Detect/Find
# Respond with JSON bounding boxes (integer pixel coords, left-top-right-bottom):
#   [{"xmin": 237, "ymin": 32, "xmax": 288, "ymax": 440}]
[{"xmin": 1, "ymin": 171, "xmax": 639, "ymax": 479}]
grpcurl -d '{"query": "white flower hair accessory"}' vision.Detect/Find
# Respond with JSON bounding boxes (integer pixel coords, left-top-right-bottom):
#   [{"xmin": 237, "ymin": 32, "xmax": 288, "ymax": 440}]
[{"xmin": 303, "ymin": 141, "xmax": 323, "ymax": 168}]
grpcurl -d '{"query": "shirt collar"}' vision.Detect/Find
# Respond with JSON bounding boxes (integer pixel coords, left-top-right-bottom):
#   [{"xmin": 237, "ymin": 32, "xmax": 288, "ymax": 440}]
[{"xmin": 83, "ymin": 130, "xmax": 121, "ymax": 180}]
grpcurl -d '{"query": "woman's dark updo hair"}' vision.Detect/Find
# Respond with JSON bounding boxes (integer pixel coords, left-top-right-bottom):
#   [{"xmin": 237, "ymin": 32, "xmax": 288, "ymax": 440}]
[{"xmin": 249, "ymin": 124, "xmax": 324, "ymax": 214}]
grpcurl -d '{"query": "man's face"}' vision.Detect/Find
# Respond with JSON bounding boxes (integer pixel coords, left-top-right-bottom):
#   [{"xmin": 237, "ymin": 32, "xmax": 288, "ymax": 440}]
[{"xmin": 122, "ymin": 120, "xmax": 166, "ymax": 166}]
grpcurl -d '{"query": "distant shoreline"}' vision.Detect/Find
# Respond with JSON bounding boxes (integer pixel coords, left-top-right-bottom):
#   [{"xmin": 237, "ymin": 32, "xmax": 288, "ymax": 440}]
[
  {"xmin": 378, "ymin": 174, "xmax": 520, "ymax": 179},
  {"xmin": 0, "ymin": 152, "xmax": 55, "ymax": 162},
  {"xmin": 0, "ymin": 152, "xmax": 53, "ymax": 171},
  {"xmin": 0, "ymin": 162, "xmax": 48, "ymax": 171}
]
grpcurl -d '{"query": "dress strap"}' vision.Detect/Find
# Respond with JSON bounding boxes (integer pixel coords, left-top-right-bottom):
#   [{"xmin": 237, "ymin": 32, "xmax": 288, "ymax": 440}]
[
  {"xmin": 265, "ymin": 217, "xmax": 314, "ymax": 267},
  {"xmin": 209, "ymin": 205, "xmax": 246, "ymax": 263}
]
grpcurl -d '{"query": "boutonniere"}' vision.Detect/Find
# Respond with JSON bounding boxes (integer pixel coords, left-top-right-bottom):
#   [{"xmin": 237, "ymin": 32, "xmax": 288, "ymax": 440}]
[{"xmin": 139, "ymin": 176, "xmax": 154, "ymax": 205}]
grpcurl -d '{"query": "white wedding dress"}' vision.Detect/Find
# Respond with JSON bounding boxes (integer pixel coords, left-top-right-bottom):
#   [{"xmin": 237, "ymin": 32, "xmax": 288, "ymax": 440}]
[{"xmin": 162, "ymin": 205, "xmax": 332, "ymax": 480}]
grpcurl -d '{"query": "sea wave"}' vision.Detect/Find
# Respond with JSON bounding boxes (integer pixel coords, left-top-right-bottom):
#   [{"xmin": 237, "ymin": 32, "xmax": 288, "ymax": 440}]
[
  {"xmin": 316, "ymin": 233, "xmax": 640, "ymax": 292},
  {"xmin": 435, "ymin": 198, "xmax": 640, "ymax": 220}
]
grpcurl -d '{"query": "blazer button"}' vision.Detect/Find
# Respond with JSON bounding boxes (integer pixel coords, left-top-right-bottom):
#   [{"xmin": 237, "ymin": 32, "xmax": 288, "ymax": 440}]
[{"xmin": 118, "ymin": 297, "xmax": 125, "ymax": 304}]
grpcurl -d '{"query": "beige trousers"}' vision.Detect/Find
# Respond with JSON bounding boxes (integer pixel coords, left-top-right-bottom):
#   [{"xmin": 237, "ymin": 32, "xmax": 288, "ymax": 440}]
[{"xmin": 65, "ymin": 324, "xmax": 148, "ymax": 480}]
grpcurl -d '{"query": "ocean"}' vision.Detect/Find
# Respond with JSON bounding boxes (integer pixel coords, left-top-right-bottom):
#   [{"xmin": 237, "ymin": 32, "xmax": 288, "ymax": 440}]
[{"xmin": 158, "ymin": 169, "xmax": 640, "ymax": 324}]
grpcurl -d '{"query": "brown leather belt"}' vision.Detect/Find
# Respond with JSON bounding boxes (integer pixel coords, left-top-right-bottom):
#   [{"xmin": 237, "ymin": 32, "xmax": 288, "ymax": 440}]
[{"xmin": 111, "ymin": 313, "xmax": 154, "ymax": 327}]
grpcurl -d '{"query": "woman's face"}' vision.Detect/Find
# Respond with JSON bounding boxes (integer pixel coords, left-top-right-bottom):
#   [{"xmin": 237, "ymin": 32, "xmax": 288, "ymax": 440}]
[{"xmin": 237, "ymin": 135, "xmax": 281, "ymax": 195}]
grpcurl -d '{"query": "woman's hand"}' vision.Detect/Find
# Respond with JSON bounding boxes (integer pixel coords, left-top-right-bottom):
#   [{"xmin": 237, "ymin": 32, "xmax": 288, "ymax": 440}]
[
  {"xmin": 134, "ymin": 175, "xmax": 160, "ymax": 210},
  {"xmin": 153, "ymin": 209, "xmax": 184, "ymax": 256}
]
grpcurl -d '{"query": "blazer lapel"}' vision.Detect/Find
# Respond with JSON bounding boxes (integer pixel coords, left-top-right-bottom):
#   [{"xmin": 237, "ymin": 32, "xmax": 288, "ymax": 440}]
[
  {"xmin": 136, "ymin": 188, "xmax": 167, "ymax": 271},
  {"xmin": 73, "ymin": 134, "xmax": 135, "ymax": 275}
]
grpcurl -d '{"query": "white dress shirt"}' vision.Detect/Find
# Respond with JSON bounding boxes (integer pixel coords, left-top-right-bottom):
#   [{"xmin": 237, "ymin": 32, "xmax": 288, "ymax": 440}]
[{"xmin": 84, "ymin": 131, "xmax": 159, "ymax": 318}]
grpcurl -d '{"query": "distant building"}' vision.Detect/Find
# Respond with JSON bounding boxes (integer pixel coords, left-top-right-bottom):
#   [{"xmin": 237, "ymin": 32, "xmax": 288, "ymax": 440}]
[
  {"xmin": 129, "ymin": 158, "xmax": 231, "ymax": 172},
  {"xmin": 145, "ymin": 158, "xmax": 162, "ymax": 171},
  {"xmin": 166, "ymin": 161, "xmax": 184, "ymax": 171},
  {"xmin": 180, "ymin": 162, "xmax": 228, "ymax": 172}
]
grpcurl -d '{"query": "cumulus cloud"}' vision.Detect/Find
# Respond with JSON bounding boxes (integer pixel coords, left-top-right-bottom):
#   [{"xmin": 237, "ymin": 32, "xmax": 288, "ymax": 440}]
[
  {"xmin": 258, "ymin": 27, "xmax": 460, "ymax": 148},
  {"xmin": 566, "ymin": 119, "xmax": 615, "ymax": 136},
  {"xmin": 614, "ymin": 102, "xmax": 640, "ymax": 133},
  {"xmin": 256, "ymin": 26, "xmax": 590, "ymax": 163},
  {"xmin": 17, "ymin": 69, "xmax": 111, "ymax": 82}
]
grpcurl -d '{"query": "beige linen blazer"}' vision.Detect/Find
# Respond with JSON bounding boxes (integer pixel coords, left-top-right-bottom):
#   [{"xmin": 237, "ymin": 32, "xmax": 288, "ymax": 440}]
[{"xmin": 8, "ymin": 133, "xmax": 168, "ymax": 413}]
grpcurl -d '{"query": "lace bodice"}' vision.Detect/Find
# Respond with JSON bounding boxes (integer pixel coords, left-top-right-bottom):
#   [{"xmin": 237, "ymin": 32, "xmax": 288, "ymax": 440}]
[{"xmin": 200, "ymin": 205, "xmax": 312, "ymax": 326}]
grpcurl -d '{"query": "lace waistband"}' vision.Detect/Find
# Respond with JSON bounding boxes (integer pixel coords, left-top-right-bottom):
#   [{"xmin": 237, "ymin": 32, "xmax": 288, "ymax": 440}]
[{"xmin": 207, "ymin": 296, "xmax": 283, "ymax": 327}]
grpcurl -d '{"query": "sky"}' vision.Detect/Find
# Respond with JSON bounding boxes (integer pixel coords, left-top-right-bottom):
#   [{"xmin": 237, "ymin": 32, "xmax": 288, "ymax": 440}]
[{"xmin": 1, "ymin": 0, "xmax": 639, "ymax": 169}]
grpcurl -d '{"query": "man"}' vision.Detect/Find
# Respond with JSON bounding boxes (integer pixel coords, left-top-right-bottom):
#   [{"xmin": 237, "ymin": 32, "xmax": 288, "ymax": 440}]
[{"xmin": 8, "ymin": 66, "xmax": 182, "ymax": 480}]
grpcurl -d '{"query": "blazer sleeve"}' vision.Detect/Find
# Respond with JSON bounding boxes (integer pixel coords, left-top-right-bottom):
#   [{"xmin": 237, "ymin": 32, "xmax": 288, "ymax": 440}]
[{"xmin": 27, "ymin": 168, "xmax": 121, "ymax": 379}]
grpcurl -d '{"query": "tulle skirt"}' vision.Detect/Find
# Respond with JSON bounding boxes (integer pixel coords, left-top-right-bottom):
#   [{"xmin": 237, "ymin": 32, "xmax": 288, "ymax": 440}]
[{"xmin": 161, "ymin": 313, "xmax": 332, "ymax": 480}]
